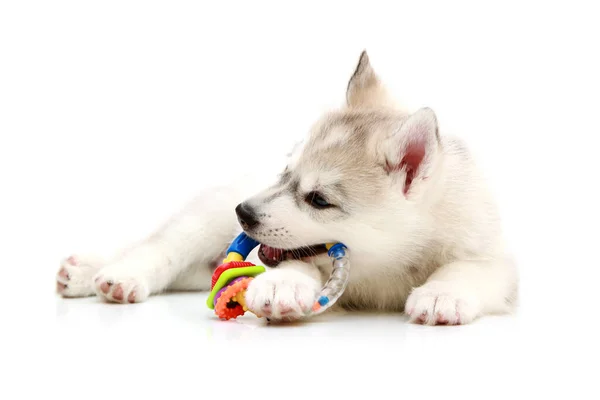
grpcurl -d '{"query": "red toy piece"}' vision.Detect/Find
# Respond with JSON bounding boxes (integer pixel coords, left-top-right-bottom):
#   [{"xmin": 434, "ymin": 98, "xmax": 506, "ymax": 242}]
[{"xmin": 211, "ymin": 261, "xmax": 255, "ymax": 289}]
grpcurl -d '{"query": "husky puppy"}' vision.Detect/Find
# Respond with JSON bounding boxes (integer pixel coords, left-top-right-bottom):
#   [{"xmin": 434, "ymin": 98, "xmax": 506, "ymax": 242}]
[{"xmin": 56, "ymin": 51, "xmax": 518, "ymax": 325}]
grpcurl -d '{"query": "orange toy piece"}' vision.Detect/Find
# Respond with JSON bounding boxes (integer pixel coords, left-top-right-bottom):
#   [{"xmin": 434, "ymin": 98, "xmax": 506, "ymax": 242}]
[{"xmin": 213, "ymin": 277, "xmax": 254, "ymax": 320}]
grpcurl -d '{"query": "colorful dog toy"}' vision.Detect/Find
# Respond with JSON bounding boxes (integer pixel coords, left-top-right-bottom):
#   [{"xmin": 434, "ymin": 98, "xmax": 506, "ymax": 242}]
[{"xmin": 206, "ymin": 232, "xmax": 350, "ymax": 320}]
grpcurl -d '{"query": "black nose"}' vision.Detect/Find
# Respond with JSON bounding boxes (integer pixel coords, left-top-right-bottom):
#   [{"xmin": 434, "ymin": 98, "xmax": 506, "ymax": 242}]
[{"xmin": 235, "ymin": 203, "xmax": 259, "ymax": 230}]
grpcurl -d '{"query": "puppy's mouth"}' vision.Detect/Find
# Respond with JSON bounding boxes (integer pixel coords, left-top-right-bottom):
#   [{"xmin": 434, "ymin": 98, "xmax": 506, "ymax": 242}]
[{"xmin": 258, "ymin": 243, "xmax": 328, "ymax": 267}]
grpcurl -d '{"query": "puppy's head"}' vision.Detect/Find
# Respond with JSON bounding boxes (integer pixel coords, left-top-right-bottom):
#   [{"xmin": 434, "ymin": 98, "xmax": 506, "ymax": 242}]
[{"xmin": 237, "ymin": 51, "xmax": 442, "ymax": 267}]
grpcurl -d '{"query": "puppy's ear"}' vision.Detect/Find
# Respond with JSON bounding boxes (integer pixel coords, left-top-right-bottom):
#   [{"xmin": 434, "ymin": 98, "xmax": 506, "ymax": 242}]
[
  {"xmin": 346, "ymin": 51, "xmax": 393, "ymax": 109},
  {"xmin": 382, "ymin": 108, "xmax": 441, "ymax": 195}
]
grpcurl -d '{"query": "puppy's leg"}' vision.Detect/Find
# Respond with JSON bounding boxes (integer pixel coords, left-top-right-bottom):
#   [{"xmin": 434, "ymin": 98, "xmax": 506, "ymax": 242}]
[
  {"xmin": 90, "ymin": 185, "xmax": 246, "ymax": 303},
  {"xmin": 167, "ymin": 259, "xmax": 219, "ymax": 292},
  {"xmin": 245, "ymin": 261, "xmax": 322, "ymax": 321},
  {"xmin": 405, "ymin": 258, "xmax": 518, "ymax": 325}
]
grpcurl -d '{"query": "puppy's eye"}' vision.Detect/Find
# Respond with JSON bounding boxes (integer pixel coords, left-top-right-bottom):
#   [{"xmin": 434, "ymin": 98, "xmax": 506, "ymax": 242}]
[{"xmin": 305, "ymin": 192, "xmax": 332, "ymax": 209}]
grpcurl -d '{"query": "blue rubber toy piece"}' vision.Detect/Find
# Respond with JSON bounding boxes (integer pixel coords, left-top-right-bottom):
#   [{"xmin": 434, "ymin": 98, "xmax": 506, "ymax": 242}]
[
  {"xmin": 226, "ymin": 232, "xmax": 260, "ymax": 259},
  {"xmin": 317, "ymin": 296, "xmax": 330, "ymax": 306},
  {"xmin": 327, "ymin": 243, "xmax": 347, "ymax": 259}
]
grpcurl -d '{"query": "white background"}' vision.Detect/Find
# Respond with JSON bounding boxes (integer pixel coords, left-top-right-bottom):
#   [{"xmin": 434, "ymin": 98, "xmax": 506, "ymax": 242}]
[{"xmin": 1, "ymin": 1, "xmax": 599, "ymax": 399}]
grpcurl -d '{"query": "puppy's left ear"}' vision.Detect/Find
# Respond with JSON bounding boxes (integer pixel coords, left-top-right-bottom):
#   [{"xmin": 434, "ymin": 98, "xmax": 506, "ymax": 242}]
[
  {"xmin": 382, "ymin": 108, "xmax": 441, "ymax": 195},
  {"xmin": 346, "ymin": 51, "xmax": 393, "ymax": 109}
]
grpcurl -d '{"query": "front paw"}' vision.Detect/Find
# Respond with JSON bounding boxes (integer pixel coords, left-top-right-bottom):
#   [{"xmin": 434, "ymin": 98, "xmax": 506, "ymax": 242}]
[
  {"xmin": 245, "ymin": 269, "xmax": 320, "ymax": 321},
  {"xmin": 405, "ymin": 281, "xmax": 480, "ymax": 325},
  {"xmin": 56, "ymin": 254, "xmax": 105, "ymax": 298}
]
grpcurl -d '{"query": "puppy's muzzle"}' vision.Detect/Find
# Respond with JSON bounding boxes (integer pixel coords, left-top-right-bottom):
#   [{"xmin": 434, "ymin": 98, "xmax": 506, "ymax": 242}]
[{"xmin": 235, "ymin": 202, "xmax": 259, "ymax": 230}]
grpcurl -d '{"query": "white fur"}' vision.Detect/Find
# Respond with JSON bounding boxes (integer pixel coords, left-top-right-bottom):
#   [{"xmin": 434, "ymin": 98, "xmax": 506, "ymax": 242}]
[{"xmin": 57, "ymin": 51, "xmax": 517, "ymax": 325}]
